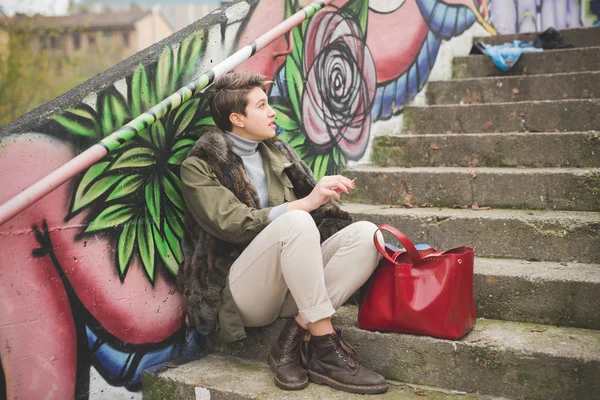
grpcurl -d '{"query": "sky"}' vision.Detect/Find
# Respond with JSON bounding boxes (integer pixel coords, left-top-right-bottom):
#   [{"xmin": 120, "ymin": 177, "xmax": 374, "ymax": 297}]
[
  {"xmin": 0, "ymin": 0, "xmax": 71, "ymax": 16},
  {"xmin": 0, "ymin": 0, "xmax": 220, "ymax": 15},
  {"xmin": 84, "ymin": 0, "xmax": 218, "ymax": 3}
]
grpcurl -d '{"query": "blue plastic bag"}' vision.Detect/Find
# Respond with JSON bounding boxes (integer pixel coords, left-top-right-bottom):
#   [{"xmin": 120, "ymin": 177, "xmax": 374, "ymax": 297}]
[
  {"xmin": 385, "ymin": 243, "xmax": 431, "ymax": 252},
  {"xmin": 477, "ymin": 40, "xmax": 543, "ymax": 72}
]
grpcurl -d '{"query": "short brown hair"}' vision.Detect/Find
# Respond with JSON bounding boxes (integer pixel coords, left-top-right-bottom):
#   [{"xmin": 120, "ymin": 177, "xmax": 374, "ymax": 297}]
[{"xmin": 208, "ymin": 72, "xmax": 271, "ymax": 131}]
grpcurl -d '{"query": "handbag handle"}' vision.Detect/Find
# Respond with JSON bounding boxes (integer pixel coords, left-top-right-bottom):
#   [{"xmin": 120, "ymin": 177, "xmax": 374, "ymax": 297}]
[{"xmin": 373, "ymin": 224, "xmax": 422, "ymax": 266}]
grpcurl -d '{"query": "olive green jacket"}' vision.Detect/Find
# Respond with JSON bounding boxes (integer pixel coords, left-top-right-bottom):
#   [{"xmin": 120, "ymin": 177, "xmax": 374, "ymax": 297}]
[{"xmin": 180, "ymin": 141, "xmax": 298, "ymax": 245}]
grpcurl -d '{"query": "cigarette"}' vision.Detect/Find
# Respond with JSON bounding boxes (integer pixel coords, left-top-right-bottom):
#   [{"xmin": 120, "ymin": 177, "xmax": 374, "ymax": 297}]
[{"xmin": 351, "ymin": 178, "xmax": 357, "ymax": 183}]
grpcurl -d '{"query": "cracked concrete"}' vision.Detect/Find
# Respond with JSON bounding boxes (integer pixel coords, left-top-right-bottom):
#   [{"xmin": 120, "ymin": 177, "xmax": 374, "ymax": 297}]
[{"xmin": 0, "ymin": 224, "xmax": 84, "ymax": 237}]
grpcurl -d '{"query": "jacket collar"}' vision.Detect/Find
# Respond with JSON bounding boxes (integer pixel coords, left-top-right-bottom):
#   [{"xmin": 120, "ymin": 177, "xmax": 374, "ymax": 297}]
[{"xmin": 260, "ymin": 140, "xmax": 293, "ymax": 174}]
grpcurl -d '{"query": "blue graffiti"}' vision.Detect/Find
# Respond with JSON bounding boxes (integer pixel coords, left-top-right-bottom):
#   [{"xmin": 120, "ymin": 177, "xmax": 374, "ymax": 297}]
[
  {"xmin": 87, "ymin": 325, "xmax": 204, "ymax": 391},
  {"xmin": 372, "ymin": 0, "xmax": 479, "ymax": 121}
]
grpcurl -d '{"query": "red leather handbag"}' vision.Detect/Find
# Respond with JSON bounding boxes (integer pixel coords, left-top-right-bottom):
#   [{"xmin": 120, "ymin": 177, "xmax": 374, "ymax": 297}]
[{"xmin": 358, "ymin": 224, "xmax": 476, "ymax": 340}]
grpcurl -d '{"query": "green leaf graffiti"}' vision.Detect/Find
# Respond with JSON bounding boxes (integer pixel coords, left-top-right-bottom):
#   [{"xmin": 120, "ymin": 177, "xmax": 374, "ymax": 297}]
[
  {"xmin": 109, "ymin": 147, "xmax": 156, "ymax": 170},
  {"xmin": 168, "ymin": 138, "xmax": 196, "ymax": 165},
  {"xmin": 130, "ymin": 65, "xmax": 153, "ymax": 117},
  {"xmin": 155, "ymin": 47, "xmax": 176, "ymax": 103},
  {"xmin": 137, "ymin": 212, "xmax": 156, "ymax": 282},
  {"xmin": 165, "ymin": 206, "xmax": 184, "ymax": 240},
  {"xmin": 53, "ymin": 106, "xmax": 100, "ymax": 140},
  {"xmin": 174, "ymin": 97, "xmax": 201, "ymax": 137},
  {"xmin": 283, "ymin": 0, "xmax": 306, "ymax": 123},
  {"xmin": 313, "ymin": 154, "xmax": 330, "ymax": 181},
  {"xmin": 292, "ymin": 20, "xmax": 308, "ymax": 69},
  {"xmin": 332, "ymin": 146, "xmax": 347, "ymax": 168},
  {"xmin": 164, "ymin": 220, "xmax": 183, "ymax": 262},
  {"xmin": 72, "ymin": 161, "xmax": 120, "ymax": 213},
  {"xmin": 285, "ymin": 56, "xmax": 304, "ymax": 123},
  {"xmin": 163, "ymin": 170, "xmax": 185, "ymax": 211},
  {"xmin": 150, "ymin": 119, "xmax": 167, "ymax": 150},
  {"xmin": 145, "ymin": 177, "xmax": 162, "ymax": 228},
  {"xmin": 106, "ymin": 174, "xmax": 145, "ymax": 201},
  {"xmin": 52, "ymin": 30, "xmax": 214, "ymax": 284},
  {"xmin": 86, "ymin": 204, "xmax": 136, "ymax": 232},
  {"xmin": 176, "ymin": 31, "xmax": 207, "ymax": 86},
  {"xmin": 99, "ymin": 90, "xmax": 130, "ymax": 136},
  {"xmin": 117, "ymin": 221, "xmax": 137, "ymax": 276},
  {"xmin": 343, "ymin": 0, "xmax": 369, "ymax": 36},
  {"xmin": 272, "ymin": 104, "xmax": 299, "ymax": 132},
  {"xmin": 153, "ymin": 222, "xmax": 181, "ymax": 276}
]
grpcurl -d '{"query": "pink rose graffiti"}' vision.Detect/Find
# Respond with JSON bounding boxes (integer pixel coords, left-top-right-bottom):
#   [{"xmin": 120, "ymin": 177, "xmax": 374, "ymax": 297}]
[{"xmin": 303, "ymin": 10, "xmax": 377, "ymax": 161}]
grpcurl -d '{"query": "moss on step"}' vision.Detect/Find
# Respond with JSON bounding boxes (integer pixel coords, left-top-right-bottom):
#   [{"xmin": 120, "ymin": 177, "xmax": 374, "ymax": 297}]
[
  {"xmin": 584, "ymin": 170, "xmax": 600, "ymax": 196},
  {"xmin": 371, "ymin": 142, "xmax": 408, "ymax": 166},
  {"xmin": 142, "ymin": 371, "xmax": 195, "ymax": 400}
]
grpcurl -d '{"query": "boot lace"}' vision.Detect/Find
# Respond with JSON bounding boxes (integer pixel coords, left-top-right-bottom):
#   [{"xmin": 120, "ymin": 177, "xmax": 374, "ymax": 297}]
[
  {"xmin": 282, "ymin": 324, "xmax": 301, "ymax": 364},
  {"xmin": 330, "ymin": 329, "xmax": 358, "ymax": 368}
]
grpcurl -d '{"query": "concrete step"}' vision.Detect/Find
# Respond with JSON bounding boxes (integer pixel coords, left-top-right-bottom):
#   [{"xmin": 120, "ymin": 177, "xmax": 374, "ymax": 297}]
[
  {"xmin": 341, "ymin": 204, "xmax": 600, "ymax": 263},
  {"xmin": 343, "ymin": 167, "xmax": 600, "ymax": 212},
  {"xmin": 473, "ymin": 26, "xmax": 600, "ymax": 49},
  {"xmin": 452, "ymin": 46, "xmax": 600, "ymax": 79},
  {"xmin": 143, "ymin": 354, "xmax": 497, "ymax": 399},
  {"xmin": 208, "ymin": 307, "xmax": 600, "ymax": 400},
  {"xmin": 370, "ymin": 132, "xmax": 600, "ymax": 168},
  {"xmin": 403, "ymin": 99, "xmax": 600, "ymax": 134},
  {"xmin": 473, "ymin": 258, "xmax": 600, "ymax": 330},
  {"xmin": 427, "ymin": 71, "xmax": 600, "ymax": 105}
]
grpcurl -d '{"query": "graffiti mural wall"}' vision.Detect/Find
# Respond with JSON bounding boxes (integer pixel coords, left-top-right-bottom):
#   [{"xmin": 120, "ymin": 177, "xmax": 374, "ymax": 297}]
[{"xmin": 0, "ymin": 0, "xmax": 596, "ymax": 399}]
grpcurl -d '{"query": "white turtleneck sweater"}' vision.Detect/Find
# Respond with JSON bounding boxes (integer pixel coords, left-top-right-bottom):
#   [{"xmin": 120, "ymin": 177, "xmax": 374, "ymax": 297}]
[{"xmin": 226, "ymin": 132, "xmax": 288, "ymax": 221}]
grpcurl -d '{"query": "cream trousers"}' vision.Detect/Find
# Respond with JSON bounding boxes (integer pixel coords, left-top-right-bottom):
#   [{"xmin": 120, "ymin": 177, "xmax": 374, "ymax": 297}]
[{"xmin": 228, "ymin": 210, "xmax": 382, "ymax": 327}]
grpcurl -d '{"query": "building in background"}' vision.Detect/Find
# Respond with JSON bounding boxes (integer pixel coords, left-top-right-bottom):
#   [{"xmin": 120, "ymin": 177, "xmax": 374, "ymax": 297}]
[
  {"xmin": 0, "ymin": 9, "xmax": 173, "ymax": 57},
  {"xmin": 0, "ymin": 9, "xmax": 173, "ymax": 124},
  {"xmin": 76, "ymin": 0, "xmax": 230, "ymax": 32}
]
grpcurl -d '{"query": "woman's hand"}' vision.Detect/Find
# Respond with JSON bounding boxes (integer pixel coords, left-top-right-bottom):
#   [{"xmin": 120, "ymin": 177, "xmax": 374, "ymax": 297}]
[{"xmin": 287, "ymin": 175, "xmax": 355, "ymax": 212}]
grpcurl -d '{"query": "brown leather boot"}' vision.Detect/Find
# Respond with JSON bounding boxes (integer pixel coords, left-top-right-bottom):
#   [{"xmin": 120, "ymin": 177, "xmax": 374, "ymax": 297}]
[
  {"xmin": 307, "ymin": 330, "xmax": 388, "ymax": 394},
  {"xmin": 267, "ymin": 318, "xmax": 309, "ymax": 390}
]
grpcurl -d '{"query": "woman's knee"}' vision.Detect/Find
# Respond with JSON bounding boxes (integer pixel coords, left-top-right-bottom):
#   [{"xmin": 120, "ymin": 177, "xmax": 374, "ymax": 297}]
[
  {"xmin": 352, "ymin": 221, "xmax": 379, "ymax": 245},
  {"xmin": 281, "ymin": 209, "xmax": 318, "ymax": 233},
  {"xmin": 351, "ymin": 221, "xmax": 383, "ymax": 264}
]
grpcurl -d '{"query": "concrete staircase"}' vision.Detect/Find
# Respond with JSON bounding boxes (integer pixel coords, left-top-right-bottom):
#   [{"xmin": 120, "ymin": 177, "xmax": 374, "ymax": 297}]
[
  {"xmin": 341, "ymin": 25, "xmax": 600, "ymax": 399},
  {"xmin": 143, "ymin": 27, "xmax": 600, "ymax": 399}
]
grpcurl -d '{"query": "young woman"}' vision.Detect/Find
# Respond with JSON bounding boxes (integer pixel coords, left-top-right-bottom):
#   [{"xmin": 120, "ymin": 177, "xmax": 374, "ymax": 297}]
[{"xmin": 178, "ymin": 72, "xmax": 387, "ymax": 395}]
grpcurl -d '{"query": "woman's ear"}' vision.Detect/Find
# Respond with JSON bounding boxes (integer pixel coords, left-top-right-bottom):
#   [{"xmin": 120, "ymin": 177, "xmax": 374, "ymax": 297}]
[{"xmin": 229, "ymin": 112, "xmax": 245, "ymax": 129}]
